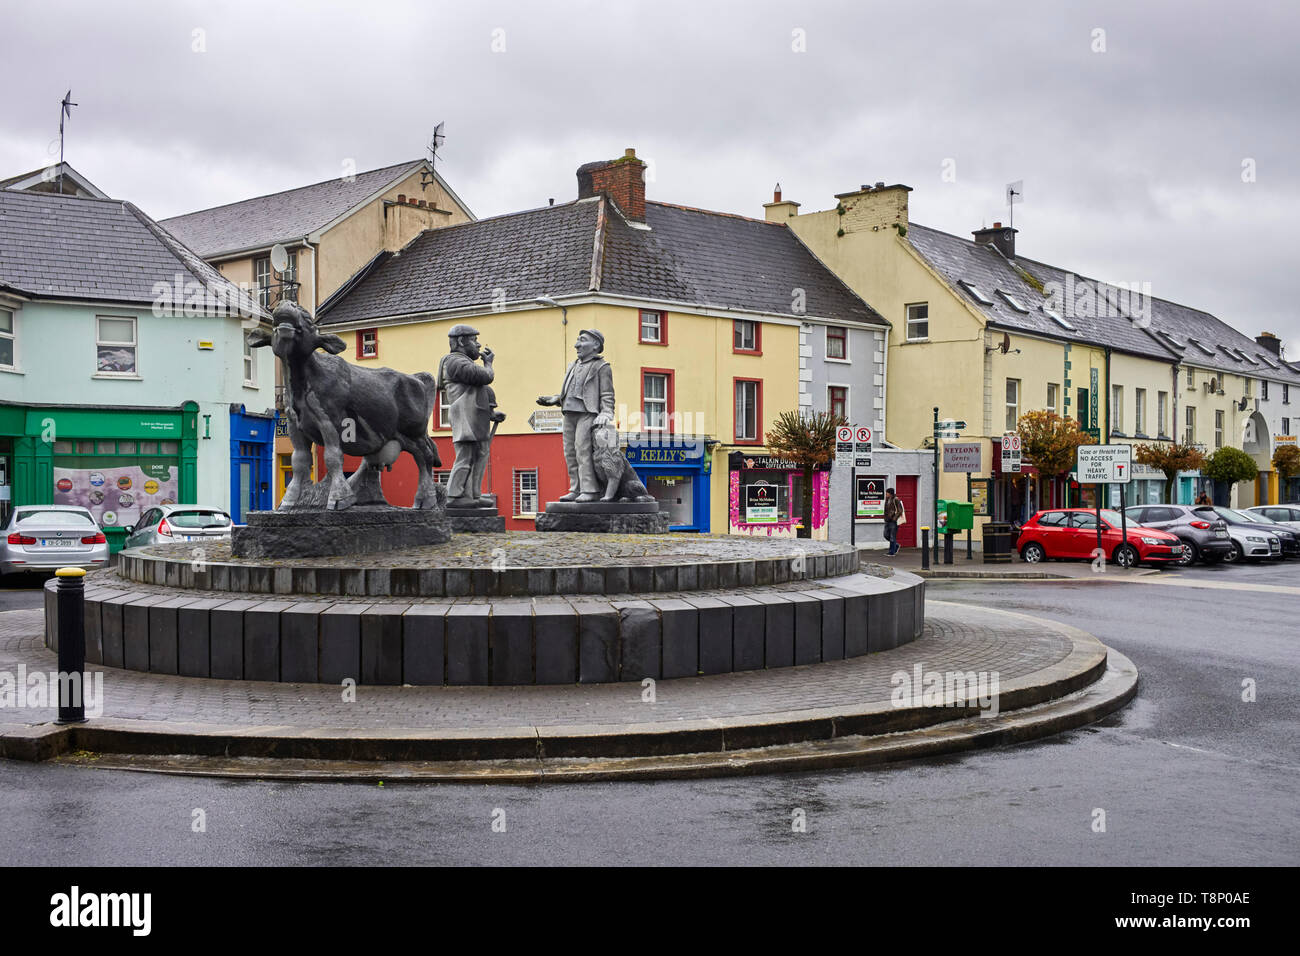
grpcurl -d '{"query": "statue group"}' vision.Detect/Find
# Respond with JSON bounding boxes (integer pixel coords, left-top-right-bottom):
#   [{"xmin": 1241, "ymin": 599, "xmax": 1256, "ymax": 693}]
[{"xmin": 256, "ymin": 303, "xmax": 663, "ymax": 534}]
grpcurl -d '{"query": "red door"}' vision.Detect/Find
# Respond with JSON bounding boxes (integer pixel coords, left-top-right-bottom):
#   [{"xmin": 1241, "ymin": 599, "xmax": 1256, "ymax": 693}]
[{"xmin": 896, "ymin": 475, "xmax": 918, "ymax": 548}]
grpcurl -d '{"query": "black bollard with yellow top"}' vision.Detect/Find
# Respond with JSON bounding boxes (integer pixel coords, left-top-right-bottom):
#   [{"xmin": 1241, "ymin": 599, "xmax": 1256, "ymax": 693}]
[{"xmin": 55, "ymin": 567, "xmax": 87, "ymax": 724}]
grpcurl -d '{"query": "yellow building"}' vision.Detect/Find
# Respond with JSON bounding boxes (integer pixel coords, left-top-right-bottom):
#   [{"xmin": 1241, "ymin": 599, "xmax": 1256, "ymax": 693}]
[
  {"xmin": 161, "ymin": 159, "xmax": 476, "ymax": 502},
  {"xmin": 316, "ymin": 150, "xmax": 884, "ymax": 536}
]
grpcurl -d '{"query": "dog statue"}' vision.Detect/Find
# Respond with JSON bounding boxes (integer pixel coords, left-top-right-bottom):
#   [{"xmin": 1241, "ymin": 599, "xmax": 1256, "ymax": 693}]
[{"xmin": 591, "ymin": 424, "xmax": 656, "ymax": 503}]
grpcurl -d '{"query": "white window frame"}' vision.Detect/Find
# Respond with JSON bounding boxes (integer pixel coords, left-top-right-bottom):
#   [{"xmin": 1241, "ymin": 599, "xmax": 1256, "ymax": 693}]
[
  {"xmin": 254, "ymin": 256, "xmax": 273, "ymax": 310},
  {"xmin": 1184, "ymin": 406, "xmax": 1196, "ymax": 446},
  {"xmin": 1111, "ymin": 384, "xmax": 1123, "ymax": 434},
  {"xmin": 733, "ymin": 319, "xmax": 757, "ymax": 352},
  {"xmin": 1214, "ymin": 409, "xmax": 1224, "ymax": 449},
  {"xmin": 1135, "ymin": 387, "xmax": 1146, "ymax": 435},
  {"xmin": 437, "ymin": 389, "xmax": 451, "ymax": 429},
  {"xmin": 279, "ymin": 249, "xmax": 299, "ymax": 304},
  {"xmin": 94, "ymin": 315, "xmax": 139, "ymax": 378},
  {"xmin": 825, "ymin": 325, "xmax": 849, "ymax": 362},
  {"xmin": 1047, "ymin": 383, "xmax": 1059, "ymax": 416},
  {"xmin": 243, "ymin": 329, "xmax": 257, "ymax": 387},
  {"xmin": 640, "ymin": 310, "xmax": 663, "ymax": 344},
  {"xmin": 1005, "ymin": 378, "xmax": 1020, "ymax": 432},
  {"xmin": 643, "ymin": 372, "xmax": 669, "ymax": 432},
  {"xmin": 0, "ymin": 305, "xmax": 17, "ymax": 372},
  {"xmin": 906, "ymin": 302, "xmax": 929, "ymax": 341},
  {"xmin": 1186, "ymin": 366, "xmax": 1195, "ymax": 389},
  {"xmin": 827, "ymin": 384, "xmax": 850, "ymax": 420},
  {"xmin": 360, "ymin": 328, "xmax": 379, "ymax": 358},
  {"xmin": 513, "ymin": 468, "xmax": 539, "ymax": 517},
  {"xmin": 1157, "ymin": 391, "xmax": 1168, "ymax": 436}
]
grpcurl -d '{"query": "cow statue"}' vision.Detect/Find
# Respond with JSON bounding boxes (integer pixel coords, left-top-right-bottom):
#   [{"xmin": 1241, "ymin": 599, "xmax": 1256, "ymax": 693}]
[{"xmin": 249, "ymin": 301, "xmax": 443, "ymax": 511}]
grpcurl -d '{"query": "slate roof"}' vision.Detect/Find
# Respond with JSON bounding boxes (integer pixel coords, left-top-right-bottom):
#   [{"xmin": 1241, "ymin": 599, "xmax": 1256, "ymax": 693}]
[
  {"xmin": 159, "ymin": 160, "xmax": 432, "ymax": 258},
  {"xmin": 0, "ymin": 189, "xmax": 262, "ymax": 316},
  {"xmin": 906, "ymin": 223, "xmax": 1300, "ymax": 383},
  {"xmin": 319, "ymin": 197, "xmax": 884, "ymax": 328}
]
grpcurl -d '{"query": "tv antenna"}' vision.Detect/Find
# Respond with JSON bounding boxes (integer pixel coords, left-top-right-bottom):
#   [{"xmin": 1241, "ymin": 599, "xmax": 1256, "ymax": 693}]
[
  {"xmin": 421, "ymin": 122, "xmax": 445, "ymax": 192},
  {"xmin": 1005, "ymin": 180, "xmax": 1023, "ymax": 229}
]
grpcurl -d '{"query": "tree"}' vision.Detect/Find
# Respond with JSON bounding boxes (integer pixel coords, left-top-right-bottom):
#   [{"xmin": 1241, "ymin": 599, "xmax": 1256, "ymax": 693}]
[
  {"xmin": 1134, "ymin": 442, "xmax": 1207, "ymax": 503},
  {"xmin": 765, "ymin": 409, "xmax": 845, "ymax": 539},
  {"xmin": 1273, "ymin": 444, "xmax": 1300, "ymax": 486},
  {"xmin": 1017, "ymin": 410, "xmax": 1096, "ymax": 481},
  {"xmin": 1203, "ymin": 446, "xmax": 1259, "ymax": 503}
]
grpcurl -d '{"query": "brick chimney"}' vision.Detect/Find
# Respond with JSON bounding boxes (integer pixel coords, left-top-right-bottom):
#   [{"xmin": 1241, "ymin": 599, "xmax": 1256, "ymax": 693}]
[
  {"xmin": 973, "ymin": 222, "xmax": 1017, "ymax": 260},
  {"xmin": 763, "ymin": 182, "xmax": 801, "ymax": 221},
  {"xmin": 577, "ymin": 148, "xmax": 647, "ymax": 222},
  {"xmin": 1256, "ymin": 331, "xmax": 1282, "ymax": 355}
]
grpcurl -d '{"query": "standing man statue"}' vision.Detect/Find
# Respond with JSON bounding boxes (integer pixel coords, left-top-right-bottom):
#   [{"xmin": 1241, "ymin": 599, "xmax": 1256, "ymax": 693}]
[
  {"xmin": 439, "ymin": 324, "xmax": 504, "ymax": 507},
  {"xmin": 537, "ymin": 329, "xmax": 614, "ymax": 502}
]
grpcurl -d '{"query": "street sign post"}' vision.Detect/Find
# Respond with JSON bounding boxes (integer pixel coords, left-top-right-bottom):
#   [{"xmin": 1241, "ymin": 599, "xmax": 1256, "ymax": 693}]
[
  {"xmin": 1001, "ymin": 432, "xmax": 1022, "ymax": 473},
  {"xmin": 528, "ymin": 409, "xmax": 564, "ymax": 433}
]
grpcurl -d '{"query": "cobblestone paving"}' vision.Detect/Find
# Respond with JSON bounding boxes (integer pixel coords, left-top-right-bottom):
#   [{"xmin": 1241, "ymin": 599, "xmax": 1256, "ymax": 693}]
[
  {"xmin": 142, "ymin": 532, "xmax": 852, "ymax": 568},
  {"xmin": 0, "ymin": 604, "xmax": 1072, "ymax": 730}
]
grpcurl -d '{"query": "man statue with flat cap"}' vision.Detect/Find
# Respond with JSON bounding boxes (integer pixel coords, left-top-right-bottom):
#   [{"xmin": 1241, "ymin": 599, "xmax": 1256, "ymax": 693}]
[
  {"xmin": 537, "ymin": 329, "xmax": 614, "ymax": 502},
  {"xmin": 439, "ymin": 324, "xmax": 504, "ymax": 507}
]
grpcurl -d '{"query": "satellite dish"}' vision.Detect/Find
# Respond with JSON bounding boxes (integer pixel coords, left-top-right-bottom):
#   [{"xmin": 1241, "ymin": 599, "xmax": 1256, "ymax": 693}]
[{"xmin": 270, "ymin": 243, "xmax": 289, "ymax": 273}]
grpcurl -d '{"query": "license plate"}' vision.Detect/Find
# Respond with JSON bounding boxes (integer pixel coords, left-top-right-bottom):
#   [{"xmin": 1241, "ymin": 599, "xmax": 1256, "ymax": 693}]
[
  {"xmin": 180, "ymin": 535, "xmax": 199, "ymax": 542},
  {"xmin": 1214, "ymin": 530, "xmax": 1228, "ymax": 538},
  {"xmin": 40, "ymin": 539, "xmax": 75, "ymax": 547}
]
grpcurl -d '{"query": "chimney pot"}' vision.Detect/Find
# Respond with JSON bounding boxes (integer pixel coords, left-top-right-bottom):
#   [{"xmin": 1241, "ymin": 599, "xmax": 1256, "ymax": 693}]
[
  {"xmin": 417, "ymin": 199, "xmax": 426, "ymax": 207},
  {"xmin": 993, "ymin": 221, "xmax": 1002, "ymax": 228},
  {"xmin": 773, "ymin": 183, "xmax": 782, "ymax": 203},
  {"xmin": 875, "ymin": 181, "xmax": 885, "ymax": 188},
  {"xmin": 397, "ymin": 194, "xmax": 406, "ymax": 204}
]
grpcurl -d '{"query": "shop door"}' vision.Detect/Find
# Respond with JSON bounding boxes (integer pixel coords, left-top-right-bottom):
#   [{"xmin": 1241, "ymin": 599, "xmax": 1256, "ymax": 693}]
[{"xmin": 896, "ymin": 475, "xmax": 918, "ymax": 548}]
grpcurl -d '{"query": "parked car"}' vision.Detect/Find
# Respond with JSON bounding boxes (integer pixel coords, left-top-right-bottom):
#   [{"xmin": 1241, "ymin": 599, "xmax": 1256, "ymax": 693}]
[
  {"xmin": 1243, "ymin": 505, "xmax": 1300, "ymax": 534},
  {"xmin": 1124, "ymin": 504, "xmax": 1234, "ymax": 566},
  {"xmin": 1232, "ymin": 508, "xmax": 1300, "ymax": 558},
  {"xmin": 122, "ymin": 505, "xmax": 233, "ymax": 548},
  {"xmin": 0, "ymin": 505, "xmax": 109, "ymax": 577},
  {"xmin": 1211, "ymin": 506, "xmax": 1284, "ymax": 561},
  {"xmin": 1017, "ymin": 508, "xmax": 1185, "ymax": 568}
]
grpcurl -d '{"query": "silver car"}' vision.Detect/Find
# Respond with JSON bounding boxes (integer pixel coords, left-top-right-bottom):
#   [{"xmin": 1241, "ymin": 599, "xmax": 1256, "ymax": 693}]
[
  {"xmin": 1243, "ymin": 505, "xmax": 1300, "ymax": 534},
  {"xmin": 123, "ymin": 505, "xmax": 233, "ymax": 548},
  {"xmin": 1, "ymin": 505, "xmax": 110, "ymax": 576}
]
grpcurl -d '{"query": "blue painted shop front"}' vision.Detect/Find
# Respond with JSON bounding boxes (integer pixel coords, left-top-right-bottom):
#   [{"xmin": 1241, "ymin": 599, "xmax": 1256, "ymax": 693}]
[
  {"xmin": 626, "ymin": 438, "xmax": 710, "ymax": 532},
  {"xmin": 229, "ymin": 406, "xmax": 276, "ymax": 522}
]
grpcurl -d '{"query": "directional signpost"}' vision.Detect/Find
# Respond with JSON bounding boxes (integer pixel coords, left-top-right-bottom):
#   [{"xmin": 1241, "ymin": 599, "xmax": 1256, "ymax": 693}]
[
  {"xmin": 1077, "ymin": 444, "xmax": 1133, "ymax": 554},
  {"xmin": 528, "ymin": 409, "xmax": 564, "ymax": 433}
]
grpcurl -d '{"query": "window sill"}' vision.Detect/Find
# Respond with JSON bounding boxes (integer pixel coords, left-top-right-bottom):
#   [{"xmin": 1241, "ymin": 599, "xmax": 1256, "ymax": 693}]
[
  {"xmin": 92, "ymin": 373, "xmax": 142, "ymax": 381},
  {"xmin": 639, "ymin": 339, "xmax": 668, "ymax": 347},
  {"xmin": 0, "ymin": 366, "xmax": 23, "ymax": 375},
  {"xmin": 903, "ymin": 337, "xmax": 930, "ymax": 345},
  {"xmin": 733, "ymin": 349, "xmax": 762, "ymax": 357},
  {"xmin": 513, "ymin": 513, "xmax": 537, "ymax": 521},
  {"xmin": 824, "ymin": 357, "xmax": 851, "ymax": 364},
  {"xmin": 243, "ymin": 382, "xmax": 259, "ymax": 390}
]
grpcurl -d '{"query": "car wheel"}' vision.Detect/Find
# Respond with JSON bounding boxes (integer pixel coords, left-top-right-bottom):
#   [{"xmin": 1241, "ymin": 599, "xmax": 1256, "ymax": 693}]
[
  {"xmin": 1225, "ymin": 541, "xmax": 1243, "ymax": 563},
  {"xmin": 1021, "ymin": 542, "xmax": 1046, "ymax": 564},
  {"xmin": 1177, "ymin": 540, "xmax": 1198, "ymax": 567},
  {"xmin": 1113, "ymin": 543, "xmax": 1139, "ymax": 569}
]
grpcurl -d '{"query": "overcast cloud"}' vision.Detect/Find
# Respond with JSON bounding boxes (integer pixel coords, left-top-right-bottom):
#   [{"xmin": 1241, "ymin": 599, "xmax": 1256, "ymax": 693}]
[{"xmin": 3, "ymin": 0, "xmax": 1297, "ymax": 354}]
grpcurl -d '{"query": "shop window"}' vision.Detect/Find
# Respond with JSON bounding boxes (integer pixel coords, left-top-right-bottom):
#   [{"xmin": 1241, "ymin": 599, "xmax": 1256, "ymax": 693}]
[
  {"xmin": 118, "ymin": 441, "xmax": 136, "ymax": 454},
  {"xmin": 829, "ymin": 386, "xmax": 848, "ymax": 420},
  {"xmin": 140, "ymin": 441, "xmax": 158, "ymax": 454},
  {"xmin": 96, "ymin": 316, "xmax": 137, "ymax": 374},
  {"xmin": 75, "ymin": 440, "xmax": 95, "ymax": 454},
  {"xmin": 97, "ymin": 441, "xmax": 116, "ymax": 454},
  {"xmin": 52, "ymin": 441, "xmax": 73, "ymax": 454},
  {"xmin": 639, "ymin": 310, "xmax": 666, "ymax": 345},
  {"xmin": 161, "ymin": 441, "xmax": 178, "ymax": 454},
  {"xmin": 357, "ymin": 328, "xmax": 379, "ymax": 359},
  {"xmin": 734, "ymin": 379, "xmax": 761, "ymax": 442},
  {"xmin": 906, "ymin": 303, "xmax": 929, "ymax": 340},
  {"xmin": 733, "ymin": 320, "xmax": 760, "ymax": 354},
  {"xmin": 642, "ymin": 370, "xmax": 672, "ymax": 431},
  {"xmin": 826, "ymin": 326, "xmax": 847, "ymax": 360},
  {"xmin": 513, "ymin": 469, "xmax": 539, "ymax": 516},
  {"xmin": 0, "ymin": 307, "xmax": 14, "ymax": 369}
]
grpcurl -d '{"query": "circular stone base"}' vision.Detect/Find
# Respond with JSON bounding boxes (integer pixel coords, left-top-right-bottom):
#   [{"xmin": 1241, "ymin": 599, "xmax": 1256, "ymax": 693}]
[
  {"xmin": 535, "ymin": 511, "xmax": 671, "ymax": 533},
  {"xmin": 232, "ymin": 506, "xmax": 450, "ymax": 559}
]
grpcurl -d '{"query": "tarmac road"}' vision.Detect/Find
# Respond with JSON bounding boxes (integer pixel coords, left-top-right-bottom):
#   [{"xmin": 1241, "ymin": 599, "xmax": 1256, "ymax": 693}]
[{"xmin": 1, "ymin": 563, "xmax": 1297, "ymax": 866}]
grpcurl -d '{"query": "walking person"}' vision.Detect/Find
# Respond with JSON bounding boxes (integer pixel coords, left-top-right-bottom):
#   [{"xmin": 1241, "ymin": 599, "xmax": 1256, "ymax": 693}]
[{"xmin": 883, "ymin": 487, "xmax": 905, "ymax": 556}]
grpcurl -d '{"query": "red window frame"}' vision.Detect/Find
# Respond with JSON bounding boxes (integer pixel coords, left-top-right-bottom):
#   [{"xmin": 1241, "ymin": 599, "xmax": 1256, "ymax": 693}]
[
  {"xmin": 826, "ymin": 326, "xmax": 847, "ymax": 360},
  {"xmin": 357, "ymin": 328, "xmax": 379, "ymax": 359},
  {"xmin": 829, "ymin": 386, "xmax": 848, "ymax": 420},
  {"xmin": 733, "ymin": 377, "xmax": 763, "ymax": 444},
  {"xmin": 639, "ymin": 310, "xmax": 667, "ymax": 345},
  {"xmin": 641, "ymin": 367, "xmax": 675, "ymax": 433},
  {"xmin": 733, "ymin": 319, "xmax": 762, "ymax": 355}
]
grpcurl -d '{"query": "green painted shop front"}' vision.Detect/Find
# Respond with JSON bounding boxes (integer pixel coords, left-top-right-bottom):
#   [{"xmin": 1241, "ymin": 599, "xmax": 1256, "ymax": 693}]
[{"xmin": 0, "ymin": 402, "xmax": 199, "ymax": 552}]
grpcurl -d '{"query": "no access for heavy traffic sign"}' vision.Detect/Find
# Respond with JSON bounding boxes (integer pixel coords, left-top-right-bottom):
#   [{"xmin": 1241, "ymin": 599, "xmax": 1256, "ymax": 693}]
[{"xmin": 1076, "ymin": 444, "xmax": 1132, "ymax": 484}]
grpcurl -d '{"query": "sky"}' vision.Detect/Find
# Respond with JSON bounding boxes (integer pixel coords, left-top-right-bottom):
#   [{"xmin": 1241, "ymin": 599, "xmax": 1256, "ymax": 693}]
[{"xmin": 3, "ymin": 0, "xmax": 1297, "ymax": 355}]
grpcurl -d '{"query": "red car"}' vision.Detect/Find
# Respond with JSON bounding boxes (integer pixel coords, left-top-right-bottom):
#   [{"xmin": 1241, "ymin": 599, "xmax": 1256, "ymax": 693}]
[{"xmin": 1017, "ymin": 508, "xmax": 1185, "ymax": 569}]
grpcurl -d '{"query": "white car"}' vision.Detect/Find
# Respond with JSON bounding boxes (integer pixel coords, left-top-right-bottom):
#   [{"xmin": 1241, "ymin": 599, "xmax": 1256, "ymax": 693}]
[
  {"xmin": 122, "ymin": 505, "xmax": 233, "ymax": 548},
  {"xmin": 1, "ymin": 505, "xmax": 110, "ymax": 577},
  {"xmin": 1244, "ymin": 505, "xmax": 1300, "ymax": 535}
]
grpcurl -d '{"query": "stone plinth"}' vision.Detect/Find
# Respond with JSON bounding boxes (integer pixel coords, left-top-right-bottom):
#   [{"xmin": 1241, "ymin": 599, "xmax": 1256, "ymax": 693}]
[
  {"xmin": 535, "ymin": 499, "xmax": 668, "ymax": 533},
  {"xmin": 447, "ymin": 498, "xmax": 506, "ymax": 533},
  {"xmin": 232, "ymin": 506, "xmax": 451, "ymax": 559}
]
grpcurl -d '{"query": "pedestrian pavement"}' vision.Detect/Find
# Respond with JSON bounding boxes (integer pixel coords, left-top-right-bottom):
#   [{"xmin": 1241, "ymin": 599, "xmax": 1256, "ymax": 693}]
[{"xmin": 863, "ymin": 545, "xmax": 1158, "ymax": 580}]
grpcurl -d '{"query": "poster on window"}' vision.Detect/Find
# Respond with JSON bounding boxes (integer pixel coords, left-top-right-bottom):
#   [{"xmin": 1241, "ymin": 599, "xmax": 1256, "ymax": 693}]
[
  {"xmin": 855, "ymin": 475, "xmax": 886, "ymax": 517},
  {"xmin": 744, "ymin": 482, "xmax": 782, "ymax": 523},
  {"xmin": 52, "ymin": 463, "xmax": 178, "ymax": 528}
]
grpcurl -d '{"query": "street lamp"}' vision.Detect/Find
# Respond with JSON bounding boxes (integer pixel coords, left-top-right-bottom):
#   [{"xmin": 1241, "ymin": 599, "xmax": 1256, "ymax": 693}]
[{"xmin": 534, "ymin": 295, "xmax": 568, "ymax": 366}]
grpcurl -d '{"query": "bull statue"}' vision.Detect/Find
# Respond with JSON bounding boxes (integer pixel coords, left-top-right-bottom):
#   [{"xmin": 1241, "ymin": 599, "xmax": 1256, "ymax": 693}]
[{"xmin": 249, "ymin": 301, "xmax": 443, "ymax": 511}]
